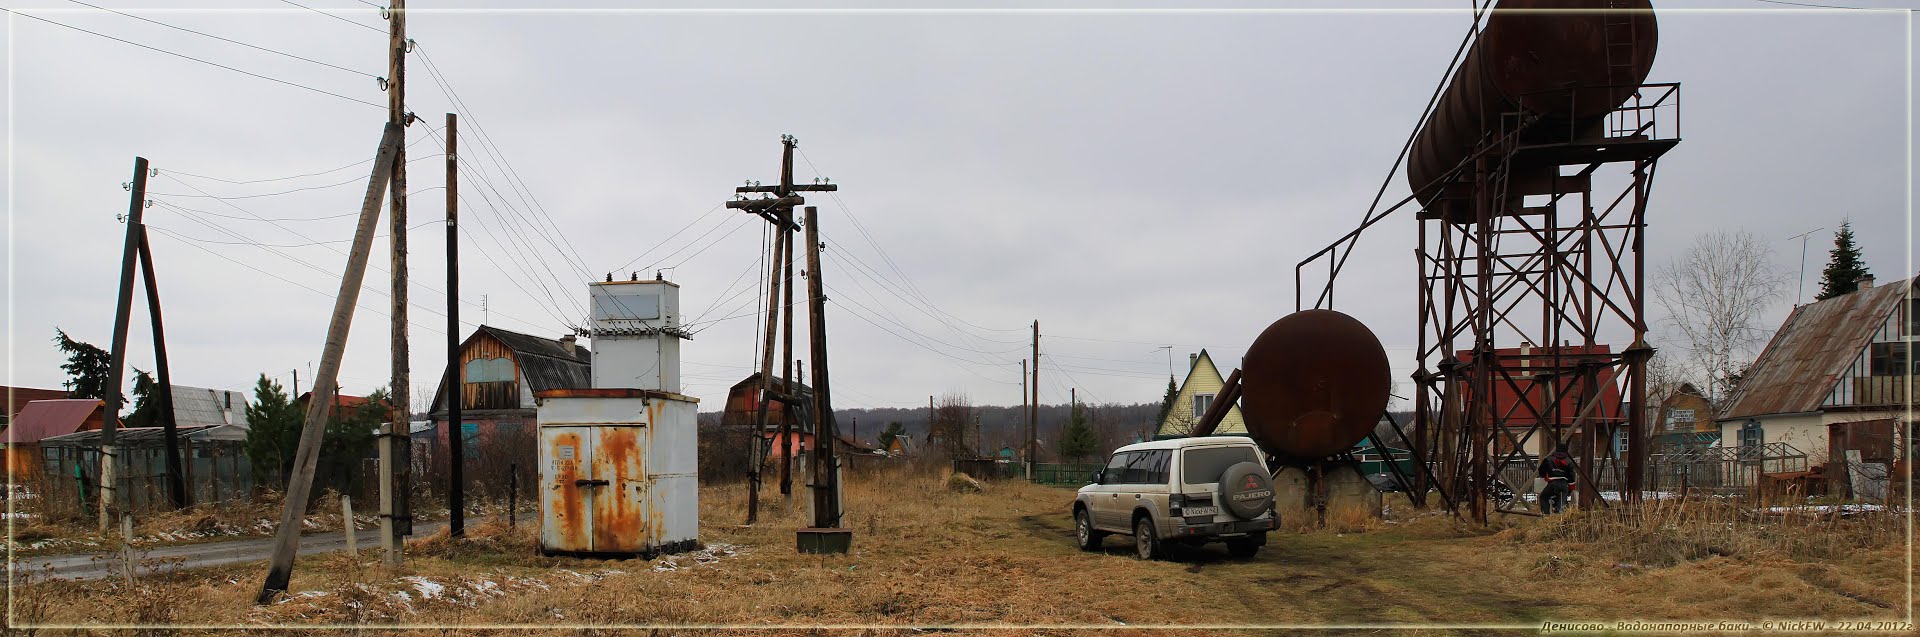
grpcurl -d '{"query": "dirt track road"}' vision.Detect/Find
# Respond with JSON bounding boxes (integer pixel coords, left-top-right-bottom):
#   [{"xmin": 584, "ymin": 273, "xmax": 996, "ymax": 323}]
[{"xmin": 13, "ymin": 520, "xmax": 449, "ymax": 582}]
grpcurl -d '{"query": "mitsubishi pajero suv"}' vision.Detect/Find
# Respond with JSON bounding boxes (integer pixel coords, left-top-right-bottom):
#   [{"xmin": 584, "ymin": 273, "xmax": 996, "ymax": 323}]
[{"xmin": 1073, "ymin": 436, "xmax": 1277, "ymax": 560}]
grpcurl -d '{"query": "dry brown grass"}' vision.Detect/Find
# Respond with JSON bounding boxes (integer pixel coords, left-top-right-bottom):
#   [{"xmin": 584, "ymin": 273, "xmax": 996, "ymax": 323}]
[{"xmin": 6, "ymin": 466, "xmax": 1911, "ymax": 636}]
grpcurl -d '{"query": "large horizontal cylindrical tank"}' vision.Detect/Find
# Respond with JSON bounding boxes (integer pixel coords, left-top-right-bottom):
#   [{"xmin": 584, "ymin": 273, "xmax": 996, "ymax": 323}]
[
  {"xmin": 1407, "ymin": 0, "xmax": 1658, "ymax": 206},
  {"xmin": 1239, "ymin": 309, "xmax": 1391, "ymax": 464}
]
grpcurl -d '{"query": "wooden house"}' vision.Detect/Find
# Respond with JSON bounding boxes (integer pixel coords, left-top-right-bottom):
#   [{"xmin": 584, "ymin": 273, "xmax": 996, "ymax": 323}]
[
  {"xmin": 1154, "ymin": 350, "xmax": 1247, "ymax": 438},
  {"xmin": 428, "ymin": 326, "xmax": 591, "ymax": 452},
  {"xmin": 1715, "ymin": 274, "xmax": 1917, "ymax": 487}
]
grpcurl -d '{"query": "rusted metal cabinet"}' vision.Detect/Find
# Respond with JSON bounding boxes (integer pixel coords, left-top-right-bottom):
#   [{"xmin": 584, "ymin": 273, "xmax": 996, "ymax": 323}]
[{"xmin": 535, "ymin": 388, "xmax": 699, "ymax": 557}]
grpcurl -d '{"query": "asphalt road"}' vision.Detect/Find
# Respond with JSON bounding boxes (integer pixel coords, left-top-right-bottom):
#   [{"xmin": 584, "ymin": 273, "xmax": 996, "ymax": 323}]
[{"xmin": 13, "ymin": 520, "xmax": 450, "ymax": 582}]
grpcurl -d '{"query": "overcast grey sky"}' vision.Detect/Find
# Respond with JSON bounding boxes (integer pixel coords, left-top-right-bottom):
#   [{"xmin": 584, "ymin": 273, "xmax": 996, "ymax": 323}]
[{"xmin": 3, "ymin": 1, "xmax": 1913, "ymax": 412}]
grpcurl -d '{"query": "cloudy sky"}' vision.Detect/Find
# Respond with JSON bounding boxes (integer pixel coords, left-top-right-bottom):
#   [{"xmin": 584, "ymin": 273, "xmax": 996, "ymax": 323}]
[{"xmin": 3, "ymin": 0, "xmax": 1912, "ymax": 413}]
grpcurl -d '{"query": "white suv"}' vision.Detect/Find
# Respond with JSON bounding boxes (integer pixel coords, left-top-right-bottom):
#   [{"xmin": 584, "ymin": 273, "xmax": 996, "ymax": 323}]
[{"xmin": 1073, "ymin": 436, "xmax": 1277, "ymax": 560}]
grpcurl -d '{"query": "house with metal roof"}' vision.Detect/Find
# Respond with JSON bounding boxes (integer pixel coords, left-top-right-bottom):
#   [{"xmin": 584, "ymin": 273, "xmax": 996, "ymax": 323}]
[
  {"xmin": 427, "ymin": 325, "xmax": 592, "ymax": 453},
  {"xmin": 167, "ymin": 385, "xmax": 250, "ymax": 428},
  {"xmin": 3, "ymin": 386, "xmax": 69, "ymax": 428},
  {"xmin": 2, "ymin": 399, "xmax": 113, "ymax": 479},
  {"xmin": 1714, "ymin": 274, "xmax": 1916, "ymax": 485},
  {"xmin": 721, "ymin": 372, "xmax": 812, "ymax": 433},
  {"xmin": 1154, "ymin": 350, "xmax": 1247, "ymax": 438}
]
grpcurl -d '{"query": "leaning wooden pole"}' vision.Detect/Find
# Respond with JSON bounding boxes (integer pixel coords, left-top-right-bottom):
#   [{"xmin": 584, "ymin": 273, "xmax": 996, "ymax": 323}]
[
  {"xmin": 256, "ymin": 123, "xmax": 403, "ymax": 604},
  {"xmin": 136, "ymin": 227, "xmax": 189, "ymax": 508},
  {"xmin": 747, "ymin": 215, "xmax": 786, "ymax": 525}
]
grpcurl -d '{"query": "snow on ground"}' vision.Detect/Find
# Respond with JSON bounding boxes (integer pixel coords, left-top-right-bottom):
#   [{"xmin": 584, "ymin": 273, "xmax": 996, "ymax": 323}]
[
  {"xmin": 400, "ymin": 576, "xmax": 446, "ymax": 600},
  {"xmin": 1763, "ymin": 504, "xmax": 1888, "ymax": 515}
]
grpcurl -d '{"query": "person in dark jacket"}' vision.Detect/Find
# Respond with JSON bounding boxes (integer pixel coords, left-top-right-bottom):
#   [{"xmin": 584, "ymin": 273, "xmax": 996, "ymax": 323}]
[{"xmin": 1537, "ymin": 443, "xmax": 1577, "ymax": 514}]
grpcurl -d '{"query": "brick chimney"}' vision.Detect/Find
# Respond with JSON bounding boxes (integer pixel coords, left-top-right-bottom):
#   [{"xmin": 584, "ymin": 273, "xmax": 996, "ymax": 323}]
[
  {"xmin": 1856, "ymin": 273, "xmax": 1874, "ymax": 290},
  {"xmin": 560, "ymin": 334, "xmax": 577, "ymax": 355},
  {"xmin": 1189, "ymin": 352, "xmax": 1197, "ymax": 370}
]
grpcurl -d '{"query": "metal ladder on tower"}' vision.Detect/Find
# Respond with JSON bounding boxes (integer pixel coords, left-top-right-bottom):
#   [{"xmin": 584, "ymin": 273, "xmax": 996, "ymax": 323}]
[{"xmin": 1601, "ymin": 0, "xmax": 1641, "ymax": 137}]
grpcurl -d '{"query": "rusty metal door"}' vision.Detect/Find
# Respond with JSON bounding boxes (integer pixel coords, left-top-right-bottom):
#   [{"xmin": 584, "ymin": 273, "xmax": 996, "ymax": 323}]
[
  {"xmin": 589, "ymin": 426, "xmax": 652, "ymax": 553},
  {"xmin": 541, "ymin": 426, "xmax": 595, "ymax": 552}
]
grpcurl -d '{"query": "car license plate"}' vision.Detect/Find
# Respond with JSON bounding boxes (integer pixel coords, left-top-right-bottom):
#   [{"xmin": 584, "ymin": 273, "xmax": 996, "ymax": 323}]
[{"xmin": 1183, "ymin": 506, "xmax": 1220, "ymax": 517}]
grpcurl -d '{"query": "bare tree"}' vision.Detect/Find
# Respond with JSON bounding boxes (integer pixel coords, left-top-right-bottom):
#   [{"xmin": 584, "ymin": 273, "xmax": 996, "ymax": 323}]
[
  {"xmin": 1653, "ymin": 230, "xmax": 1786, "ymax": 408},
  {"xmin": 1160, "ymin": 411, "xmax": 1199, "ymax": 438},
  {"xmin": 929, "ymin": 391, "xmax": 976, "ymax": 460},
  {"xmin": 1641, "ymin": 346, "xmax": 1685, "ymax": 412}
]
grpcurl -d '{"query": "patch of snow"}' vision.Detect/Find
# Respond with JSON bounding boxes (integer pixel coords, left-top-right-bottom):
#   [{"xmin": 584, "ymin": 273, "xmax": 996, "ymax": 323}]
[
  {"xmin": 468, "ymin": 579, "xmax": 504, "ymax": 597},
  {"xmin": 400, "ymin": 576, "xmax": 445, "ymax": 599},
  {"xmin": 1764, "ymin": 504, "xmax": 1886, "ymax": 515}
]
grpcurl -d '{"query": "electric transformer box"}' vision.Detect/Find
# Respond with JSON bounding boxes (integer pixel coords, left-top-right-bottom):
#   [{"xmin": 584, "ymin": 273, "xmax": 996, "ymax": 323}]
[{"xmin": 535, "ymin": 388, "xmax": 700, "ymax": 557}]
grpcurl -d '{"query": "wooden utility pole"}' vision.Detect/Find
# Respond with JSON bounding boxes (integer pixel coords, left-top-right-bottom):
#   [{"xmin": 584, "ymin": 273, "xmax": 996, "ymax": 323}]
[
  {"xmin": 99, "ymin": 157, "xmax": 150, "ymax": 531},
  {"xmin": 748, "ymin": 208, "xmax": 787, "ymax": 525},
  {"xmin": 1030, "ymin": 321, "xmax": 1039, "ymax": 472},
  {"xmin": 257, "ymin": 123, "xmax": 404, "ymax": 604},
  {"xmin": 802, "ymin": 205, "xmax": 843, "ymax": 532},
  {"xmin": 382, "ymin": 0, "xmax": 414, "ymax": 566},
  {"xmin": 779, "ymin": 209, "xmax": 796, "ymax": 501},
  {"xmin": 136, "ymin": 226, "xmax": 188, "ymax": 509},
  {"xmin": 1021, "ymin": 359, "xmax": 1029, "ymax": 479},
  {"xmin": 444, "ymin": 112, "xmax": 464, "ymax": 538},
  {"xmin": 723, "ymin": 135, "xmax": 836, "ymax": 522}
]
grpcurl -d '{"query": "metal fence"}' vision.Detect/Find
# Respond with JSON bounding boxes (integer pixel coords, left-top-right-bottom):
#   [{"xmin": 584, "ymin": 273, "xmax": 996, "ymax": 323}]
[
  {"xmin": 38, "ymin": 436, "xmax": 255, "ymax": 514},
  {"xmin": 951, "ymin": 458, "xmax": 1019, "ymax": 480},
  {"xmin": 1030, "ymin": 463, "xmax": 1102, "ymax": 486}
]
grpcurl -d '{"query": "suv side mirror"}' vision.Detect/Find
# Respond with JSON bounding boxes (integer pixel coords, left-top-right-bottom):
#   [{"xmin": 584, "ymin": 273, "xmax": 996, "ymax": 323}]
[{"xmin": 1089, "ymin": 471, "xmax": 1102, "ymax": 485}]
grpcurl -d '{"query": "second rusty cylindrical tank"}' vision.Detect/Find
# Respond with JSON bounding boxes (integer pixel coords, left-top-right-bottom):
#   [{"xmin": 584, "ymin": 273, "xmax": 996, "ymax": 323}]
[
  {"xmin": 1407, "ymin": 0, "xmax": 1659, "ymax": 206},
  {"xmin": 1239, "ymin": 309, "xmax": 1391, "ymax": 464}
]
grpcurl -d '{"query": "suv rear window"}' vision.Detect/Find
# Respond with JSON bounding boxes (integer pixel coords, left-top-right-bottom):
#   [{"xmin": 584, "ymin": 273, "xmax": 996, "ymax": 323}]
[{"xmin": 1182, "ymin": 446, "xmax": 1259, "ymax": 485}]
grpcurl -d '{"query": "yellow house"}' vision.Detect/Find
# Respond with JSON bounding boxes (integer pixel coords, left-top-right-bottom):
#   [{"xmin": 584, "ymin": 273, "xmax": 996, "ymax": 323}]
[{"xmin": 1155, "ymin": 350, "xmax": 1247, "ymax": 438}]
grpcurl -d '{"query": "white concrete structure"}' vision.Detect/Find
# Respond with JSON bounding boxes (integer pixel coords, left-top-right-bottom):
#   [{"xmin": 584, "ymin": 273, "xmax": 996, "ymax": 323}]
[
  {"xmin": 534, "ymin": 278, "xmax": 699, "ymax": 557},
  {"xmin": 587, "ymin": 278, "xmax": 683, "ymax": 393}
]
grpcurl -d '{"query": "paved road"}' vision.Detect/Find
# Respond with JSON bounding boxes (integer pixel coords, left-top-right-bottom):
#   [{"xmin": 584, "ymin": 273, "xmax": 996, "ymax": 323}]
[{"xmin": 14, "ymin": 520, "xmax": 450, "ymax": 582}]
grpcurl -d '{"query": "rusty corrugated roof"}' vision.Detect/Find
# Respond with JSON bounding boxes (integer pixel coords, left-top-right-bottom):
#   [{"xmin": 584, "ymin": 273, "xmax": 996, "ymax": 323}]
[
  {"xmin": 1719, "ymin": 276, "xmax": 1912, "ymax": 420},
  {"xmin": 5, "ymin": 399, "xmax": 109, "ymax": 443}
]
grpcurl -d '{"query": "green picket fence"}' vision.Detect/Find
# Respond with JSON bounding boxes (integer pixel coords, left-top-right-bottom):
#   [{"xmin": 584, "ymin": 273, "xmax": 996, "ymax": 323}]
[{"xmin": 1031, "ymin": 463, "xmax": 1104, "ymax": 486}]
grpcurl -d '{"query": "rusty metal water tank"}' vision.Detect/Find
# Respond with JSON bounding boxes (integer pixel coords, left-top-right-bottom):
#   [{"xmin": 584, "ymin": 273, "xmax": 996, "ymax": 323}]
[
  {"xmin": 1407, "ymin": 0, "xmax": 1659, "ymax": 205},
  {"xmin": 1239, "ymin": 310, "xmax": 1391, "ymax": 464}
]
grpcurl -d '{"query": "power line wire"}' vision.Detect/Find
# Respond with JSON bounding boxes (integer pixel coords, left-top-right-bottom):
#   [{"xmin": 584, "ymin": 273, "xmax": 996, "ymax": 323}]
[
  {"xmin": 667, "ymin": 215, "xmax": 755, "ymax": 270},
  {"xmin": 152, "ymin": 173, "xmax": 550, "ymax": 328},
  {"xmin": 145, "ymin": 225, "xmax": 448, "ymax": 337},
  {"xmin": 63, "ymin": 0, "xmax": 379, "ymax": 77},
  {"xmin": 417, "ymin": 122, "xmax": 589, "ymax": 324},
  {"xmin": 799, "ymin": 148, "xmax": 1024, "ymax": 336},
  {"xmin": 148, "ymin": 173, "xmax": 370, "ymax": 199},
  {"xmin": 413, "ymin": 44, "xmax": 595, "ymax": 280},
  {"xmin": 456, "ymin": 223, "xmax": 584, "ymax": 330},
  {"xmin": 276, "ymin": 0, "xmax": 386, "ymax": 35},
  {"xmin": 610, "ymin": 203, "xmax": 725, "ymax": 274},
  {"xmin": 150, "ymin": 218, "xmax": 437, "ymax": 247},
  {"xmin": 1, "ymin": 7, "xmax": 383, "ymax": 108},
  {"xmin": 162, "ymin": 136, "xmax": 442, "ymax": 184}
]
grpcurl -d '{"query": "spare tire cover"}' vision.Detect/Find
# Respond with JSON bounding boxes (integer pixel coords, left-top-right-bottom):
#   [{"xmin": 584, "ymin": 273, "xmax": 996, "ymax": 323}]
[{"xmin": 1217, "ymin": 461, "xmax": 1275, "ymax": 520}]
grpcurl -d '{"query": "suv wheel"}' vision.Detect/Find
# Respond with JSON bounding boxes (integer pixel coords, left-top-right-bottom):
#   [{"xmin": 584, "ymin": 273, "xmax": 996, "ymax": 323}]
[
  {"xmin": 1074, "ymin": 508, "xmax": 1105, "ymax": 551},
  {"xmin": 1133, "ymin": 515, "xmax": 1166, "ymax": 560}
]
